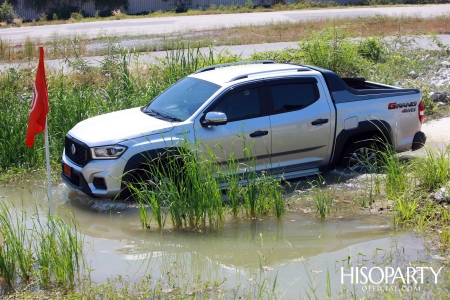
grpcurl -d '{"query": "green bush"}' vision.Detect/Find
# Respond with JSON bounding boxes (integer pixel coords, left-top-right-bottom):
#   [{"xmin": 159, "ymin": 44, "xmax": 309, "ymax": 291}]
[
  {"xmin": 46, "ymin": 5, "xmax": 83, "ymax": 20},
  {"xmin": 251, "ymin": 28, "xmax": 371, "ymax": 77},
  {"xmin": 358, "ymin": 37, "xmax": 384, "ymax": 63},
  {"xmin": 162, "ymin": 0, "xmax": 192, "ymax": 13},
  {"xmin": 70, "ymin": 11, "xmax": 83, "ymax": 21},
  {"xmin": 298, "ymin": 28, "xmax": 369, "ymax": 77},
  {"xmin": 0, "ymin": 0, "xmax": 17, "ymax": 23}
]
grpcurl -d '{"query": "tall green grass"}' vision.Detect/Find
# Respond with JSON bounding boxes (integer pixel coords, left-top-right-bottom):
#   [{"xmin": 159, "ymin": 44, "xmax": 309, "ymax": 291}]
[
  {"xmin": 308, "ymin": 176, "xmax": 334, "ymax": 219},
  {"xmin": 0, "ymin": 203, "xmax": 84, "ymax": 291},
  {"xmin": 128, "ymin": 139, "xmax": 285, "ymax": 229},
  {"xmin": 413, "ymin": 145, "xmax": 450, "ymax": 191},
  {"xmin": 0, "ymin": 43, "xmax": 241, "ymax": 174},
  {"xmin": 0, "ymin": 34, "xmax": 444, "ymax": 175}
]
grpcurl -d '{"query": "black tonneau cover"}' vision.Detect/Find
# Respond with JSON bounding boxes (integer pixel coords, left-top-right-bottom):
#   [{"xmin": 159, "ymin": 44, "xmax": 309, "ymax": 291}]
[{"xmin": 304, "ymin": 65, "xmax": 420, "ymax": 104}]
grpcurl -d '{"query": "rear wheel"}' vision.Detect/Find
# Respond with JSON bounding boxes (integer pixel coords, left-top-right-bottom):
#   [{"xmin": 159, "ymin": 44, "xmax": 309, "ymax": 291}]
[{"xmin": 341, "ymin": 140, "xmax": 379, "ymax": 173}]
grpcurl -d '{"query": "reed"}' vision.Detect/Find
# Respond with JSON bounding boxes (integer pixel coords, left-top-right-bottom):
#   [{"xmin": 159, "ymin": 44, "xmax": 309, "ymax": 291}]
[
  {"xmin": 0, "ymin": 203, "xmax": 84, "ymax": 291},
  {"xmin": 308, "ymin": 176, "xmax": 334, "ymax": 219},
  {"xmin": 412, "ymin": 145, "xmax": 450, "ymax": 191},
  {"xmin": 126, "ymin": 139, "xmax": 286, "ymax": 229},
  {"xmin": 0, "ymin": 42, "xmax": 241, "ymax": 173}
]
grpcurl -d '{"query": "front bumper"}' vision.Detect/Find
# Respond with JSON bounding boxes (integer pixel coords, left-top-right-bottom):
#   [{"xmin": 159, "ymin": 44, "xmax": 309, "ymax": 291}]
[
  {"xmin": 61, "ymin": 149, "xmax": 127, "ymax": 198},
  {"xmin": 411, "ymin": 131, "xmax": 426, "ymax": 151}
]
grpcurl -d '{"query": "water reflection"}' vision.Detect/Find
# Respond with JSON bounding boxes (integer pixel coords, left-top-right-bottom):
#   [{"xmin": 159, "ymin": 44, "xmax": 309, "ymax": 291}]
[{"xmin": 0, "ymin": 178, "xmax": 428, "ymax": 297}]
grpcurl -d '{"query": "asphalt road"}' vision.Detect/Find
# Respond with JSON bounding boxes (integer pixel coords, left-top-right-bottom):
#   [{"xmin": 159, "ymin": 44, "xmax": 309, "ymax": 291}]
[{"xmin": 2, "ymin": 5, "xmax": 450, "ymax": 44}]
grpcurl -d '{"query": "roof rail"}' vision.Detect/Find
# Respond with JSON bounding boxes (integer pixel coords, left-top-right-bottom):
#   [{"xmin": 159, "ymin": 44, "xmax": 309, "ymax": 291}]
[
  {"xmin": 195, "ymin": 60, "xmax": 276, "ymax": 74},
  {"xmin": 228, "ymin": 67, "xmax": 311, "ymax": 82}
]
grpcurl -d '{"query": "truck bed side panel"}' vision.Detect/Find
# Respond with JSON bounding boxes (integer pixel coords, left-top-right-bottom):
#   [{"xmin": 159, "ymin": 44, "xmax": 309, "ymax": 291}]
[{"xmin": 333, "ymin": 92, "xmax": 422, "ymax": 159}]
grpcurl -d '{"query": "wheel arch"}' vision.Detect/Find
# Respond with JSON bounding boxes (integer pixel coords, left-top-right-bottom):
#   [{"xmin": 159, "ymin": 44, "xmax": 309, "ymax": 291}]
[
  {"xmin": 331, "ymin": 120, "xmax": 393, "ymax": 166},
  {"xmin": 119, "ymin": 147, "xmax": 180, "ymax": 198}
]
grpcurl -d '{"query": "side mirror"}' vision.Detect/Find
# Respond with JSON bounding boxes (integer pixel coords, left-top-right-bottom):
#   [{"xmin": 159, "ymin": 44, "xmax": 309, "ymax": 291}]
[{"xmin": 201, "ymin": 112, "xmax": 227, "ymax": 126}]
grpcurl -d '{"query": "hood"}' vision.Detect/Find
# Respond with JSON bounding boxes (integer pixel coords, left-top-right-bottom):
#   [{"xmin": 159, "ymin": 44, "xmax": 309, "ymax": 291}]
[{"xmin": 68, "ymin": 107, "xmax": 174, "ymax": 146}]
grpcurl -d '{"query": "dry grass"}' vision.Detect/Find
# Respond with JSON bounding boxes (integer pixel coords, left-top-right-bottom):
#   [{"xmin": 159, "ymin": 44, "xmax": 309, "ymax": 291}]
[
  {"xmin": 12, "ymin": 18, "xmax": 22, "ymax": 26},
  {"xmin": 111, "ymin": 9, "xmax": 123, "ymax": 20},
  {"xmin": 1, "ymin": 15, "xmax": 450, "ymax": 63},
  {"xmin": 203, "ymin": 15, "xmax": 450, "ymax": 45}
]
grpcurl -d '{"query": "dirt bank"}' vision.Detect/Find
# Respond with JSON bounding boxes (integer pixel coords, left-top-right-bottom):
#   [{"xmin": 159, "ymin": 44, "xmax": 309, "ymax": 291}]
[{"xmin": 422, "ymin": 116, "xmax": 450, "ymax": 150}]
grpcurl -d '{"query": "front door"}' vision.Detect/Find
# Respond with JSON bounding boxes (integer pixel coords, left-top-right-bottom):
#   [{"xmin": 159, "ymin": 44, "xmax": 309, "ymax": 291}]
[{"xmin": 194, "ymin": 81, "xmax": 272, "ymax": 173}]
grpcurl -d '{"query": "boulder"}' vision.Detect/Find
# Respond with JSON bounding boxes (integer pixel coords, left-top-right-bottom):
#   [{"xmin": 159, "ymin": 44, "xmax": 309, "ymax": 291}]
[
  {"xmin": 435, "ymin": 182, "xmax": 450, "ymax": 203},
  {"xmin": 438, "ymin": 92, "xmax": 448, "ymax": 102},
  {"xmin": 409, "ymin": 71, "xmax": 418, "ymax": 79},
  {"xmin": 442, "ymin": 61, "xmax": 450, "ymax": 68},
  {"xmin": 429, "ymin": 92, "xmax": 439, "ymax": 102},
  {"xmin": 438, "ymin": 80, "xmax": 450, "ymax": 86}
]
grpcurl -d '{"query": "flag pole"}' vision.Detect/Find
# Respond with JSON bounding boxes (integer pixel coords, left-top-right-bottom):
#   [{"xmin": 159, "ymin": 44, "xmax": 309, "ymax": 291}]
[
  {"xmin": 45, "ymin": 115, "xmax": 53, "ymax": 217},
  {"xmin": 27, "ymin": 46, "xmax": 53, "ymax": 216}
]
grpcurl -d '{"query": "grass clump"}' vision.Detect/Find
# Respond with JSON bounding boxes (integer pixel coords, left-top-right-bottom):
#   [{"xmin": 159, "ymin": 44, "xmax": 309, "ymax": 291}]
[
  {"xmin": 0, "ymin": 43, "xmax": 241, "ymax": 177},
  {"xmin": 364, "ymin": 141, "xmax": 450, "ymax": 247},
  {"xmin": 128, "ymin": 139, "xmax": 285, "ymax": 229},
  {"xmin": 0, "ymin": 203, "xmax": 84, "ymax": 293},
  {"xmin": 308, "ymin": 176, "xmax": 334, "ymax": 219},
  {"xmin": 413, "ymin": 145, "xmax": 450, "ymax": 191}
]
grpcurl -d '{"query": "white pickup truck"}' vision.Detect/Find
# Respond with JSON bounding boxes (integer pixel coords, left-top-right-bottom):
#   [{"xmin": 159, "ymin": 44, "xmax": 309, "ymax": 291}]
[{"xmin": 61, "ymin": 61, "xmax": 426, "ymax": 198}]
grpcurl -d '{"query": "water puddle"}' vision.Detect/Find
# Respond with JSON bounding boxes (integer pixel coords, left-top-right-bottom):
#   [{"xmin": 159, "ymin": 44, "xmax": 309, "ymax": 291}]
[{"xmin": 0, "ymin": 175, "xmax": 438, "ymax": 297}]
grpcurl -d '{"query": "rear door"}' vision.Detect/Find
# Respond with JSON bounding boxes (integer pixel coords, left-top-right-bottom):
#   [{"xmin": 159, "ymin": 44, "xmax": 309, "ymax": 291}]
[
  {"xmin": 194, "ymin": 81, "xmax": 272, "ymax": 172},
  {"xmin": 266, "ymin": 77, "xmax": 333, "ymax": 173}
]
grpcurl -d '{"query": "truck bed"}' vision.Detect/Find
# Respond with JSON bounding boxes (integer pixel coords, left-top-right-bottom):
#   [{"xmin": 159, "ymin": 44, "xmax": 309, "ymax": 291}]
[{"xmin": 305, "ymin": 65, "xmax": 420, "ymax": 104}]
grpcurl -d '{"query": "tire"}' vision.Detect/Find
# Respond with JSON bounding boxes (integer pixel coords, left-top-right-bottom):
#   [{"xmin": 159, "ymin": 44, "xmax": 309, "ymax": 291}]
[
  {"xmin": 121, "ymin": 157, "xmax": 185, "ymax": 200},
  {"xmin": 341, "ymin": 140, "xmax": 380, "ymax": 173},
  {"xmin": 119, "ymin": 166, "xmax": 154, "ymax": 200}
]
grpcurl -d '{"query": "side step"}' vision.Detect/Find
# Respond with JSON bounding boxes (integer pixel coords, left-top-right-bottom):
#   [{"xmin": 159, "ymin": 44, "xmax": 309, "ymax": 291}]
[{"xmin": 221, "ymin": 168, "xmax": 321, "ymax": 188}]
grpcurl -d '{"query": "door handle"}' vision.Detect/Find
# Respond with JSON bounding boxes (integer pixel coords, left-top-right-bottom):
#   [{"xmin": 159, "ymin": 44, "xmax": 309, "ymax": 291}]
[
  {"xmin": 311, "ymin": 119, "xmax": 329, "ymax": 126},
  {"xmin": 250, "ymin": 130, "xmax": 269, "ymax": 138}
]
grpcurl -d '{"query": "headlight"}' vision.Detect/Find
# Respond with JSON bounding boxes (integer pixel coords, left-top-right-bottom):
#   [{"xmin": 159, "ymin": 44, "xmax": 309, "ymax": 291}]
[{"xmin": 91, "ymin": 145, "xmax": 127, "ymax": 159}]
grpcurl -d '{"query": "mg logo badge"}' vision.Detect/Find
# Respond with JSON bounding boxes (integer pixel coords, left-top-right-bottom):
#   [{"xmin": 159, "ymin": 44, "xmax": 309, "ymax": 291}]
[{"xmin": 71, "ymin": 144, "xmax": 76, "ymax": 155}]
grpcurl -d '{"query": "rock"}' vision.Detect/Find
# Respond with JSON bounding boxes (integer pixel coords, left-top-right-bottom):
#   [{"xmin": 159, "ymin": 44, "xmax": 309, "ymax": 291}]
[
  {"xmin": 409, "ymin": 71, "xmax": 418, "ymax": 79},
  {"xmin": 442, "ymin": 61, "xmax": 450, "ymax": 67},
  {"xmin": 435, "ymin": 182, "xmax": 450, "ymax": 203},
  {"xmin": 437, "ymin": 102, "xmax": 446, "ymax": 107},
  {"xmin": 438, "ymin": 80, "xmax": 449, "ymax": 86},
  {"xmin": 429, "ymin": 92, "xmax": 439, "ymax": 102},
  {"xmin": 438, "ymin": 91, "xmax": 448, "ymax": 102}
]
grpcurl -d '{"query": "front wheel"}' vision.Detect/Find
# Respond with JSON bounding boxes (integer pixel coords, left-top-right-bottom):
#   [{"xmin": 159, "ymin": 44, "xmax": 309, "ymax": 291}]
[{"xmin": 341, "ymin": 141, "xmax": 380, "ymax": 173}]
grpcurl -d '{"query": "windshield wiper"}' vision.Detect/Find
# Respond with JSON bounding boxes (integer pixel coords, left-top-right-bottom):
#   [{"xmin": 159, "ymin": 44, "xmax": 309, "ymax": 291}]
[{"xmin": 148, "ymin": 109, "xmax": 182, "ymax": 122}]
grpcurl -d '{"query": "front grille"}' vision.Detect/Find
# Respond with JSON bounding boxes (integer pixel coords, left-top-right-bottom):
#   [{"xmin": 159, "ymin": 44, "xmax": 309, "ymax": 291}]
[{"xmin": 65, "ymin": 136, "xmax": 89, "ymax": 166}]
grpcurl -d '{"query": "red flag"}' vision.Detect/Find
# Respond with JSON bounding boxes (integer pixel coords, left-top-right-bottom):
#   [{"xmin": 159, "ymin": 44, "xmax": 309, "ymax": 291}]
[{"xmin": 26, "ymin": 46, "xmax": 49, "ymax": 148}]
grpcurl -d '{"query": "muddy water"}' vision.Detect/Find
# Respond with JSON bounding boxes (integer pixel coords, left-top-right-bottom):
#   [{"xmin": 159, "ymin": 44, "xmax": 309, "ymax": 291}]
[{"xmin": 0, "ymin": 177, "xmax": 430, "ymax": 298}]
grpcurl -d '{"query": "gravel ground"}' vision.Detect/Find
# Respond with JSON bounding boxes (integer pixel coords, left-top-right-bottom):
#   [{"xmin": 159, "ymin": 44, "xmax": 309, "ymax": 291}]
[{"xmin": 422, "ymin": 116, "xmax": 450, "ymax": 150}]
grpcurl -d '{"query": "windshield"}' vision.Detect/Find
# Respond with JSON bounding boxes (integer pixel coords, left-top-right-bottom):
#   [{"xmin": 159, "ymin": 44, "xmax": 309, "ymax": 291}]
[{"xmin": 145, "ymin": 77, "xmax": 221, "ymax": 121}]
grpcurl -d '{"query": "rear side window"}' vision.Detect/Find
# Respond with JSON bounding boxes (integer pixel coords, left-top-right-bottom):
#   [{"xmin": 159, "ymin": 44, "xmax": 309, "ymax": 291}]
[
  {"xmin": 213, "ymin": 88, "xmax": 261, "ymax": 122},
  {"xmin": 269, "ymin": 83, "xmax": 319, "ymax": 113}
]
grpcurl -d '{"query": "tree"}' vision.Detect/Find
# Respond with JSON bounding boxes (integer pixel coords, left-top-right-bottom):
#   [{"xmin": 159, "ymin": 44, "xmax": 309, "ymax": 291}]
[
  {"xmin": 93, "ymin": 0, "xmax": 129, "ymax": 12},
  {"xmin": 23, "ymin": 0, "xmax": 89, "ymax": 14},
  {"xmin": 162, "ymin": 0, "xmax": 192, "ymax": 13},
  {"xmin": 0, "ymin": 0, "xmax": 18, "ymax": 23}
]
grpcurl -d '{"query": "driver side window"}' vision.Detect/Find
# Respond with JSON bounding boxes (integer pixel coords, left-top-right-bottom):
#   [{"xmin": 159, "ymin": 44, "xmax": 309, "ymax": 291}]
[{"xmin": 212, "ymin": 88, "xmax": 261, "ymax": 123}]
